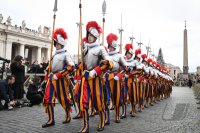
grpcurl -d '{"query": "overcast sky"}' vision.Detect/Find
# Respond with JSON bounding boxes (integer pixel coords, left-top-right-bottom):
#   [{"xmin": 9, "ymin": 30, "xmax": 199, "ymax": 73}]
[{"xmin": 1, "ymin": 0, "xmax": 200, "ymax": 72}]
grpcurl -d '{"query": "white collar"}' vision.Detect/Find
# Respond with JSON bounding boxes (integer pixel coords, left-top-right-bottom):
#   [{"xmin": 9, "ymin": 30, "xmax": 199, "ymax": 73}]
[
  {"xmin": 108, "ymin": 50, "xmax": 118, "ymax": 55},
  {"xmin": 85, "ymin": 40, "xmax": 99, "ymax": 48},
  {"xmin": 55, "ymin": 48, "xmax": 66, "ymax": 54},
  {"xmin": 126, "ymin": 56, "xmax": 134, "ymax": 62}
]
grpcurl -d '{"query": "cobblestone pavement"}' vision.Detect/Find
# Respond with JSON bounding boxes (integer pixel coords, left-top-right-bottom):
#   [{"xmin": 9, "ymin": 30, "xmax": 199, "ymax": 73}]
[{"xmin": 0, "ymin": 86, "xmax": 200, "ymax": 133}]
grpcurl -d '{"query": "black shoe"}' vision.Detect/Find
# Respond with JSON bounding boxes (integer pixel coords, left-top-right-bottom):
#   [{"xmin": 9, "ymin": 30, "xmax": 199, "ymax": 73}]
[
  {"xmin": 120, "ymin": 114, "xmax": 126, "ymax": 119},
  {"xmin": 42, "ymin": 121, "xmax": 55, "ymax": 128},
  {"xmin": 105, "ymin": 122, "xmax": 110, "ymax": 126},
  {"xmin": 129, "ymin": 111, "xmax": 132, "ymax": 115},
  {"xmin": 150, "ymin": 103, "xmax": 154, "ymax": 106},
  {"xmin": 97, "ymin": 127, "xmax": 104, "ymax": 132},
  {"xmin": 73, "ymin": 114, "xmax": 82, "ymax": 119},
  {"xmin": 115, "ymin": 119, "xmax": 120, "ymax": 123},
  {"xmin": 131, "ymin": 113, "xmax": 136, "ymax": 117},
  {"xmin": 89, "ymin": 112, "xmax": 95, "ymax": 117},
  {"xmin": 110, "ymin": 106, "xmax": 114, "ymax": 110},
  {"xmin": 94, "ymin": 111, "xmax": 99, "ymax": 115},
  {"xmin": 62, "ymin": 117, "xmax": 71, "ymax": 124}
]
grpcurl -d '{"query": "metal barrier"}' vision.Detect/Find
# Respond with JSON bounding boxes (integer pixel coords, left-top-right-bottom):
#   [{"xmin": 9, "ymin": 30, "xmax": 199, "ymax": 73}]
[
  {"xmin": 24, "ymin": 73, "xmax": 45, "ymax": 87},
  {"xmin": 0, "ymin": 72, "xmax": 45, "ymax": 87}
]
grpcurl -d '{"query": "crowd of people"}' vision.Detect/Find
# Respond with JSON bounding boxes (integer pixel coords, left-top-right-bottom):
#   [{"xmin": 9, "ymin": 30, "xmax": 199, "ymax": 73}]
[{"xmin": 0, "ymin": 55, "xmax": 48, "ymax": 111}]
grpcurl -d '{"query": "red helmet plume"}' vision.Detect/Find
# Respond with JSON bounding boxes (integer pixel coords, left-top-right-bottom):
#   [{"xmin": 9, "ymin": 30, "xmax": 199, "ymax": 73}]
[
  {"xmin": 125, "ymin": 44, "xmax": 134, "ymax": 55},
  {"xmin": 53, "ymin": 28, "xmax": 68, "ymax": 46},
  {"xmin": 86, "ymin": 21, "xmax": 102, "ymax": 38},
  {"xmin": 141, "ymin": 54, "xmax": 147, "ymax": 60},
  {"xmin": 106, "ymin": 33, "xmax": 118, "ymax": 44}
]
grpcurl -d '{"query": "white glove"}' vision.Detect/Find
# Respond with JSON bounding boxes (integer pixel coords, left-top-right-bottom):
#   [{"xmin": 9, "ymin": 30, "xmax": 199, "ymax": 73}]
[
  {"xmin": 137, "ymin": 64, "xmax": 143, "ymax": 69},
  {"xmin": 89, "ymin": 69, "xmax": 97, "ymax": 77},
  {"xmin": 125, "ymin": 74, "xmax": 129, "ymax": 78},
  {"xmin": 74, "ymin": 80, "xmax": 81, "ymax": 83},
  {"xmin": 53, "ymin": 74, "xmax": 58, "ymax": 80},
  {"xmin": 66, "ymin": 75, "xmax": 72, "ymax": 79},
  {"xmin": 114, "ymin": 76, "xmax": 119, "ymax": 80}
]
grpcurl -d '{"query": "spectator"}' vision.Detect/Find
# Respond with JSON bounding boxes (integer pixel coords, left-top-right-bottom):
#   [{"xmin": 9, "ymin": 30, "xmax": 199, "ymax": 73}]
[
  {"xmin": 0, "ymin": 75, "xmax": 15, "ymax": 110},
  {"xmin": 10, "ymin": 55, "xmax": 25, "ymax": 100},
  {"xmin": 188, "ymin": 78, "xmax": 192, "ymax": 88},
  {"xmin": 38, "ymin": 61, "xmax": 49, "ymax": 81},
  {"xmin": 24, "ymin": 61, "xmax": 30, "ymax": 74},
  {"xmin": 26, "ymin": 76, "xmax": 43, "ymax": 106},
  {"xmin": 29, "ymin": 60, "xmax": 40, "ymax": 73}
]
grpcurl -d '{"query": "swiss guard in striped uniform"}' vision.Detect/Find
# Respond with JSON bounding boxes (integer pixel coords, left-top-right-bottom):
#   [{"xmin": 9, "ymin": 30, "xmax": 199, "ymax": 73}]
[
  {"xmin": 148, "ymin": 60, "xmax": 156, "ymax": 106},
  {"xmin": 145, "ymin": 58, "xmax": 152, "ymax": 107},
  {"xmin": 42, "ymin": 28, "xmax": 74, "ymax": 128},
  {"xmin": 137, "ymin": 54, "xmax": 149, "ymax": 112},
  {"xmin": 140, "ymin": 55, "xmax": 150, "ymax": 108},
  {"xmin": 72, "ymin": 38, "xmax": 88, "ymax": 120},
  {"xmin": 134, "ymin": 49, "xmax": 144, "ymax": 112},
  {"xmin": 123, "ymin": 44, "xmax": 139, "ymax": 117},
  {"xmin": 104, "ymin": 33, "xmax": 127, "ymax": 124},
  {"xmin": 79, "ymin": 21, "xmax": 113, "ymax": 132}
]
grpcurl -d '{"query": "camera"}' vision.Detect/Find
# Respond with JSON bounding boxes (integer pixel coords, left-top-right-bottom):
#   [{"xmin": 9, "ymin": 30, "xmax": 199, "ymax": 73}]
[{"xmin": 0, "ymin": 57, "xmax": 10, "ymax": 63}]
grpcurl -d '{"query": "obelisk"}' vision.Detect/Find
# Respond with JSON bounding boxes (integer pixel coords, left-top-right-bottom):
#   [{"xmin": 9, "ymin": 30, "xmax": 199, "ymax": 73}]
[{"xmin": 183, "ymin": 20, "xmax": 189, "ymax": 74}]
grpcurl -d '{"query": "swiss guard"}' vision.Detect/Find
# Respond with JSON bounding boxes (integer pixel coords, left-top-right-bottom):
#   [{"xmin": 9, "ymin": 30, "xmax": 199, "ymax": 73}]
[
  {"xmin": 79, "ymin": 21, "xmax": 113, "ymax": 132},
  {"xmin": 42, "ymin": 28, "xmax": 75, "ymax": 128},
  {"xmin": 104, "ymin": 33, "xmax": 127, "ymax": 124},
  {"xmin": 123, "ymin": 44, "xmax": 138, "ymax": 117}
]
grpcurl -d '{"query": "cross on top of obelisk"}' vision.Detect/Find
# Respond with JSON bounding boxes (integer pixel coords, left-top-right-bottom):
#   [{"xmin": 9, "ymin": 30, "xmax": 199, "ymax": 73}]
[{"xmin": 185, "ymin": 20, "xmax": 187, "ymax": 29}]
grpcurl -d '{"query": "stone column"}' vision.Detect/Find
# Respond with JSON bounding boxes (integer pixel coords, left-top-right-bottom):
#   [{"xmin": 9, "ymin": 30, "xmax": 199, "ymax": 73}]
[
  {"xmin": 31, "ymin": 47, "xmax": 36, "ymax": 63},
  {"xmin": 19, "ymin": 44, "xmax": 25, "ymax": 58},
  {"xmin": 0, "ymin": 41, "xmax": 5, "ymax": 57},
  {"xmin": 5, "ymin": 40, "xmax": 12, "ymax": 60},
  {"xmin": 37, "ymin": 46, "xmax": 41, "ymax": 63}
]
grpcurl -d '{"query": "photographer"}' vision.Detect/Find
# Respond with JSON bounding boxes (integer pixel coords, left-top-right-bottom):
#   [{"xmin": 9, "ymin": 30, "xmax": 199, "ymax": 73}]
[
  {"xmin": 26, "ymin": 76, "xmax": 43, "ymax": 106},
  {"xmin": 0, "ymin": 75, "xmax": 15, "ymax": 110},
  {"xmin": 10, "ymin": 55, "xmax": 25, "ymax": 100},
  {"xmin": 0, "ymin": 56, "xmax": 10, "ymax": 80},
  {"xmin": 29, "ymin": 60, "xmax": 40, "ymax": 73}
]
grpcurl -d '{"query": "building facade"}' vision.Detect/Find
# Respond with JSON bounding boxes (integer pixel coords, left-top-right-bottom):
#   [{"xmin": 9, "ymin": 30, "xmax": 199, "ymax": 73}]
[
  {"xmin": 197, "ymin": 66, "xmax": 200, "ymax": 75},
  {"xmin": 0, "ymin": 14, "xmax": 51, "ymax": 64},
  {"xmin": 165, "ymin": 63, "xmax": 182, "ymax": 80}
]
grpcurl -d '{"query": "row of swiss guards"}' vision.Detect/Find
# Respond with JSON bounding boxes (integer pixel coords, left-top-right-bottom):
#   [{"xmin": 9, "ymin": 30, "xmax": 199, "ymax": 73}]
[{"xmin": 42, "ymin": 20, "xmax": 173, "ymax": 133}]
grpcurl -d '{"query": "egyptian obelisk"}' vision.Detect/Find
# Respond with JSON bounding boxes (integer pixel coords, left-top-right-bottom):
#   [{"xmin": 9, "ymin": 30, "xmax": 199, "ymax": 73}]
[{"xmin": 183, "ymin": 20, "xmax": 189, "ymax": 75}]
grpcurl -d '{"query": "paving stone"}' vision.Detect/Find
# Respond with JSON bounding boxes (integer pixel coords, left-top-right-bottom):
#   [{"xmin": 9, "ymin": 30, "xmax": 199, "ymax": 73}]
[{"xmin": 0, "ymin": 87, "xmax": 200, "ymax": 133}]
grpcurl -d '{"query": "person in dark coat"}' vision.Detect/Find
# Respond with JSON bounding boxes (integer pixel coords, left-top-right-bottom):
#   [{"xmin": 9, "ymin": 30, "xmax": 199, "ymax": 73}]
[
  {"xmin": 29, "ymin": 60, "xmax": 40, "ymax": 73},
  {"xmin": 26, "ymin": 76, "xmax": 43, "ymax": 106},
  {"xmin": 0, "ymin": 75, "xmax": 15, "ymax": 110},
  {"xmin": 188, "ymin": 78, "xmax": 192, "ymax": 88},
  {"xmin": 10, "ymin": 55, "xmax": 25, "ymax": 99}
]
